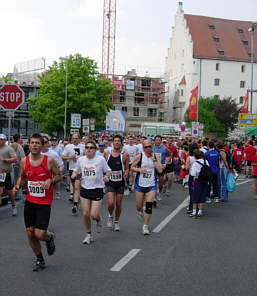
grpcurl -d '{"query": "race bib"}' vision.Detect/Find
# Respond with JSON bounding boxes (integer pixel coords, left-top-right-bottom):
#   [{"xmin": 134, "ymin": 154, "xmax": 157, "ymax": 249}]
[
  {"xmin": 110, "ymin": 170, "xmax": 122, "ymax": 182},
  {"xmin": 83, "ymin": 166, "xmax": 97, "ymax": 179},
  {"xmin": 237, "ymin": 151, "xmax": 242, "ymax": 155},
  {"xmin": 139, "ymin": 169, "xmax": 155, "ymax": 187},
  {"xmin": 28, "ymin": 181, "xmax": 45, "ymax": 198},
  {"xmin": 0, "ymin": 173, "xmax": 6, "ymax": 182},
  {"xmin": 155, "ymin": 153, "xmax": 162, "ymax": 161}
]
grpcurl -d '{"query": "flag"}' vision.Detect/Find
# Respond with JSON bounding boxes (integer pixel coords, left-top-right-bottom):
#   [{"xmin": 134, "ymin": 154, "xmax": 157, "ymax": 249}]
[
  {"xmin": 241, "ymin": 92, "xmax": 249, "ymax": 114},
  {"xmin": 189, "ymin": 85, "xmax": 198, "ymax": 120}
]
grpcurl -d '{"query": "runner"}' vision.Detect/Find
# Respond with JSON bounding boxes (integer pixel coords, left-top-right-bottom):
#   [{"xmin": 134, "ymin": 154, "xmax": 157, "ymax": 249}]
[
  {"xmin": 62, "ymin": 133, "xmax": 85, "ymax": 214},
  {"xmin": 13, "ymin": 133, "xmax": 62, "ymax": 271},
  {"xmin": 124, "ymin": 136, "xmax": 139, "ymax": 192},
  {"xmin": 0, "ymin": 134, "xmax": 18, "ymax": 215},
  {"xmin": 104, "ymin": 135, "xmax": 129, "ymax": 231},
  {"xmin": 131, "ymin": 140, "xmax": 162, "ymax": 235},
  {"xmin": 153, "ymin": 135, "xmax": 171, "ymax": 201},
  {"xmin": 42, "ymin": 136, "xmax": 64, "ymax": 199},
  {"xmin": 71, "ymin": 140, "xmax": 111, "ymax": 244}
]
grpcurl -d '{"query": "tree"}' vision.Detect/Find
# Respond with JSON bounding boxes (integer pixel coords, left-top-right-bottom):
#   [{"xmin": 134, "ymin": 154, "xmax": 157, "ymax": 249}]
[
  {"xmin": 0, "ymin": 75, "xmax": 12, "ymax": 83},
  {"xmin": 214, "ymin": 97, "xmax": 240, "ymax": 133},
  {"xmin": 27, "ymin": 54, "xmax": 114, "ymax": 135},
  {"xmin": 185, "ymin": 97, "xmax": 226, "ymax": 136}
]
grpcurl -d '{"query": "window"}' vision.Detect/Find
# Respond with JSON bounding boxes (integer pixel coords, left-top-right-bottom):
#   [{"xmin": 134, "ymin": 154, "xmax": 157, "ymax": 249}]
[
  {"xmin": 133, "ymin": 107, "xmax": 139, "ymax": 116},
  {"xmin": 242, "ymin": 40, "xmax": 248, "ymax": 46},
  {"xmin": 181, "ymin": 89, "xmax": 184, "ymax": 96},
  {"xmin": 238, "ymin": 28, "xmax": 244, "ymax": 34},
  {"xmin": 214, "ymin": 95, "xmax": 220, "ymax": 99},
  {"xmin": 213, "ymin": 37, "xmax": 220, "ymax": 42},
  {"xmin": 122, "ymin": 106, "xmax": 127, "ymax": 112},
  {"xmin": 119, "ymin": 91, "xmax": 125, "ymax": 103},
  {"xmin": 240, "ymin": 81, "xmax": 245, "ymax": 88},
  {"xmin": 214, "ymin": 78, "xmax": 220, "ymax": 86},
  {"xmin": 141, "ymin": 79, "xmax": 151, "ymax": 87},
  {"xmin": 209, "ymin": 25, "xmax": 215, "ymax": 30},
  {"xmin": 135, "ymin": 92, "xmax": 144, "ymax": 104},
  {"xmin": 239, "ymin": 96, "xmax": 244, "ymax": 104},
  {"xmin": 147, "ymin": 108, "xmax": 157, "ymax": 117},
  {"xmin": 241, "ymin": 65, "xmax": 245, "ymax": 72},
  {"xmin": 218, "ymin": 50, "xmax": 224, "ymax": 55},
  {"xmin": 216, "ymin": 63, "xmax": 220, "ymax": 71}
]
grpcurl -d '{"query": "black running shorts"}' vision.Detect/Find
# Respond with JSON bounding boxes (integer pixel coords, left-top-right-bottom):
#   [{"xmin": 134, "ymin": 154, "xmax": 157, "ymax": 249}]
[
  {"xmin": 80, "ymin": 187, "xmax": 103, "ymax": 201},
  {"xmin": 24, "ymin": 201, "xmax": 51, "ymax": 230}
]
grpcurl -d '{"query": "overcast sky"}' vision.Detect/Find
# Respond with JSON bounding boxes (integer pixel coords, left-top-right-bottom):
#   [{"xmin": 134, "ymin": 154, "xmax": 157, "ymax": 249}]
[{"xmin": 1, "ymin": 0, "xmax": 257, "ymax": 77}]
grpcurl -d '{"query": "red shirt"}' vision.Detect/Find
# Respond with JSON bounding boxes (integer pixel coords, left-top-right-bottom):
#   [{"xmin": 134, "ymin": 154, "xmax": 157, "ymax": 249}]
[
  {"xmin": 232, "ymin": 148, "xmax": 243, "ymax": 166},
  {"xmin": 24, "ymin": 155, "xmax": 53, "ymax": 205},
  {"xmin": 252, "ymin": 154, "xmax": 257, "ymax": 176},
  {"xmin": 166, "ymin": 145, "xmax": 179, "ymax": 162},
  {"xmin": 244, "ymin": 145, "xmax": 257, "ymax": 161},
  {"xmin": 223, "ymin": 146, "xmax": 230, "ymax": 153}
]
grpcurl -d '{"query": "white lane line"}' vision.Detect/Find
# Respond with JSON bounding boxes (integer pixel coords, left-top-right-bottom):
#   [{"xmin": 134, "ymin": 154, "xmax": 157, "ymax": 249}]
[
  {"xmin": 152, "ymin": 196, "xmax": 190, "ymax": 233},
  {"xmin": 237, "ymin": 180, "xmax": 251, "ymax": 185},
  {"xmin": 110, "ymin": 249, "xmax": 141, "ymax": 272}
]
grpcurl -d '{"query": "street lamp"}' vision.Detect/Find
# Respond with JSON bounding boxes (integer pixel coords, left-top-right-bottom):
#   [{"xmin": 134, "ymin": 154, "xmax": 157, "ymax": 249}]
[
  {"xmin": 59, "ymin": 57, "xmax": 68, "ymax": 138},
  {"xmin": 248, "ymin": 22, "xmax": 257, "ymax": 113}
]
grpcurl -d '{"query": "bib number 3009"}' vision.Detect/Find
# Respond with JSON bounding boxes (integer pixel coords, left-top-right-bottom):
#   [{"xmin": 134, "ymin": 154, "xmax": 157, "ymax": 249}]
[{"xmin": 28, "ymin": 181, "xmax": 45, "ymax": 198}]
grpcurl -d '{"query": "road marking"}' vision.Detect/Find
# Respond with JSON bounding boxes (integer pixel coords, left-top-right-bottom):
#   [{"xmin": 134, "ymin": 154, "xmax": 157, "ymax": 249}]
[
  {"xmin": 237, "ymin": 180, "xmax": 251, "ymax": 185},
  {"xmin": 110, "ymin": 249, "xmax": 141, "ymax": 272},
  {"xmin": 152, "ymin": 196, "xmax": 190, "ymax": 233}
]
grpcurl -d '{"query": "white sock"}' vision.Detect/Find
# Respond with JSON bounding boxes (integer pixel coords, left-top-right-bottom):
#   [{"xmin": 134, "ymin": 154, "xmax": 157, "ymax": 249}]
[
  {"xmin": 198, "ymin": 210, "xmax": 202, "ymax": 215},
  {"xmin": 192, "ymin": 209, "xmax": 197, "ymax": 215}
]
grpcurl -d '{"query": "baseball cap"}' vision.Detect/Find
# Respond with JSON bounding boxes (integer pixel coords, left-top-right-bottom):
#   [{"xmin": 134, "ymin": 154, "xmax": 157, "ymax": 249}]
[
  {"xmin": 98, "ymin": 142, "xmax": 106, "ymax": 147},
  {"xmin": 50, "ymin": 137, "xmax": 58, "ymax": 141},
  {"xmin": 0, "ymin": 134, "xmax": 7, "ymax": 140}
]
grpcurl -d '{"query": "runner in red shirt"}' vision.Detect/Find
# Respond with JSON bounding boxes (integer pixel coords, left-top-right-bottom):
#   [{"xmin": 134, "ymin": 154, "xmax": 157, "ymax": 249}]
[
  {"xmin": 243, "ymin": 140, "xmax": 257, "ymax": 177},
  {"xmin": 164, "ymin": 138, "xmax": 179, "ymax": 193},
  {"xmin": 232, "ymin": 143, "xmax": 243, "ymax": 172},
  {"xmin": 13, "ymin": 133, "xmax": 61, "ymax": 271}
]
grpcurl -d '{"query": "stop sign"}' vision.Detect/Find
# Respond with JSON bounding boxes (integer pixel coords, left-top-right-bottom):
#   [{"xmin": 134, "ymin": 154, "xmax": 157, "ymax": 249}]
[{"xmin": 0, "ymin": 84, "xmax": 25, "ymax": 111}]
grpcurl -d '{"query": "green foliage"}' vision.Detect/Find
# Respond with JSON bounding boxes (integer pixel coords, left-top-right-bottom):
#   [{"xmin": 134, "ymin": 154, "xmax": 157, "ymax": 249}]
[
  {"xmin": 0, "ymin": 75, "xmax": 12, "ymax": 83},
  {"xmin": 27, "ymin": 54, "xmax": 114, "ymax": 135},
  {"xmin": 185, "ymin": 97, "xmax": 226, "ymax": 137},
  {"xmin": 214, "ymin": 97, "xmax": 240, "ymax": 133}
]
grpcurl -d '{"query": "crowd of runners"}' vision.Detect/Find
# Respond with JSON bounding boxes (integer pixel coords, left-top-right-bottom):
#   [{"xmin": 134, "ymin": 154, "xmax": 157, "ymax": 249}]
[{"xmin": 0, "ymin": 132, "xmax": 256, "ymax": 271}]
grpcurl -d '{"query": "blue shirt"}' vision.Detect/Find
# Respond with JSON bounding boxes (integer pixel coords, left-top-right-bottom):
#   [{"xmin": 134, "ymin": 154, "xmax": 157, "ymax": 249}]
[
  {"xmin": 50, "ymin": 146, "xmax": 63, "ymax": 157},
  {"xmin": 205, "ymin": 149, "xmax": 220, "ymax": 174},
  {"xmin": 153, "ymin": 144, "xmax": 170, "ymax": 164}
]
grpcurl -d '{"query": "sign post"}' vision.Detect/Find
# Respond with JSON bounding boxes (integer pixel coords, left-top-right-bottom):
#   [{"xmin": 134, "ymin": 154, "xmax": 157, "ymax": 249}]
[{"xmin": 0, "ymin": 84, "xmax": 25, "ymax": 142}]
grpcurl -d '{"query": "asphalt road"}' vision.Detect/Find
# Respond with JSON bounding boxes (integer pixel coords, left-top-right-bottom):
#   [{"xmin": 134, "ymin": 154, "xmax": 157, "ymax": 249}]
[{"xmin": 0, "ymin": 176, "xmax": 256, "ymax": 296}]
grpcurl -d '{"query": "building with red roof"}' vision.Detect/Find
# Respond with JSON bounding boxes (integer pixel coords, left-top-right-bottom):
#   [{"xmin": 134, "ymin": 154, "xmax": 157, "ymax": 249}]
[{"xmin": 165, "ymin": 2, "xmax": 257, "ymax": 123}]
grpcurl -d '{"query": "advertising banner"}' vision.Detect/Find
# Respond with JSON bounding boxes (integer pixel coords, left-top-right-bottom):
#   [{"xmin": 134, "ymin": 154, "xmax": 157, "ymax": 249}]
[{"xmin": 106, "ymin": 110, "xmax": 126, "ymax": 133}]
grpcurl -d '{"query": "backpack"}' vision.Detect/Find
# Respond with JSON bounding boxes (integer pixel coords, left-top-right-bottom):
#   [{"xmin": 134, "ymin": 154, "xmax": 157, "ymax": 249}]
[
  {"xmin": 196, "ymin": 160, "xmax": 212, "ymax": 184},
  {"xmin": 222, "ymin": 150, "xmax": 237, "ymax": 169}
]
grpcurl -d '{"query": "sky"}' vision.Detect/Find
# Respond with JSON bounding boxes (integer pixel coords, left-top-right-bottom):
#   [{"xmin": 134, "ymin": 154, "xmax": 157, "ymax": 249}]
[{"xmin": 0, "ymin": 0, "xmax": 257, "ymax": 77}]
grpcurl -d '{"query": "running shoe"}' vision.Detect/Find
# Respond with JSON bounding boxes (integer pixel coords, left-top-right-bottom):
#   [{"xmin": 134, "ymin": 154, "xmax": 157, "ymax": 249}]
[
  {"xmin": 46, "ymin": 232, "xmax": 56, "ymax": 256},
  {"xmin": 124, "ymin": 189, "xmax": 130, "ymax": 196},
  {"xmin": 137, "ymin": 210, "xmax": 144, "ymax": 221},
  {"xmin": 82, "ymin": 234, "xmax": 94, "ymax": 244},
  {"xmin": 166, "ymin": 189, "xmax": 170, "ymax": 195},
  {"xmin": 55, "ymin": 192, "xmax": 61, "ymax": 200},
  {"xmin": 69, "ymin": 194, "xmax": 74, "ymax": 203},
  {"xmin": 157, "ymin": 192, "xmax": 162, "ymax": 201},
  {"xmin": 114, "ymin": 222, "xmax": 120, "ymax": 232},
  {"xmin": 33, "ymin": 259, "xmax": 45, "ymax": 272},
  {"xmin": 107, "ymin": 215, "xmax": 113, "ymax": 228},
  {"xmin": 142, "ymin": 225, "xmax": 150, "ymax": 235},
  {"xmin": 96, "ymin": 218, "xmax": 102, "ymax": 233},
  {"xmin": 214, "ymin": 198, "xmax": 221, "ymax": 203},
  {"xmin": 72, "ymin": 205, "xmax": 78, "ymax": 215},
  {"xmin": 12, "ymin": 206, "xmax": 17, "ymax": 217},
  {"xmin": 66, "ymin": 184, "xmax": 70, "ymax": 192},
  {"xmin": 206, "ymin": 198, "xmax": 212, "ymax": 204},
  {"xmin": 129, "ymin": 185, "xmax": 132, "ymax": 192},
  {"xmin": 189, "ymin": 213, "xmax": 197, "ymax": 219}
]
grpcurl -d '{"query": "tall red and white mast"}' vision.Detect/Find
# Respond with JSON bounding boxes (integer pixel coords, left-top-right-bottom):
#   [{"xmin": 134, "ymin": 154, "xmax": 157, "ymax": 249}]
[{"xmin": 102, "ymin": 0, "xmax": 117, "ymax": 79}]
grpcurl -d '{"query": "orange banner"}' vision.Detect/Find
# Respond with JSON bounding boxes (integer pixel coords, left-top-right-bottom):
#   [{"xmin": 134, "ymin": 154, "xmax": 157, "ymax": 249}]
[
  {"xmin": 241, "ymin": 92, "xmax": 249, "ymax": 114},
  {"xmin": 189, "ymin": 85, "xmax": 198, "ymax": 120}
]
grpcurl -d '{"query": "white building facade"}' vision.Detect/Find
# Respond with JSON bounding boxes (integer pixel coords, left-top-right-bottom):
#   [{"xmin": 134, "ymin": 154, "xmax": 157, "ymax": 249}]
[{"xmin": 165, "ymin": 2, "xmax": 257, "ymax": 123}]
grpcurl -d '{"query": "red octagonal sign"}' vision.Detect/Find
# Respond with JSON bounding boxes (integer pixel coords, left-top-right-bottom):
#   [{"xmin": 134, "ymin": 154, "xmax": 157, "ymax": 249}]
[{"xmin": 0, "ymin": 84, "xmax": 25, "ymax": 111}]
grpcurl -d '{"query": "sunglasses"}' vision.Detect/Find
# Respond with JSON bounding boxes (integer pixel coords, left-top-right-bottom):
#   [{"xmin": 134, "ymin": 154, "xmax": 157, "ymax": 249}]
[
  {"xmin": 144, "ymin": 145, "xmax": 152, "ymax": 149},
  {"xmin": 85, "ymin": 146, "xmax": 96, "ymax": 150}
]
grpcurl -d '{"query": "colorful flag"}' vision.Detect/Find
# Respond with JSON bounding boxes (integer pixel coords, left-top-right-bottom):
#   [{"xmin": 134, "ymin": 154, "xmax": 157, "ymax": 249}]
[
  {"xmin": 189, "ymin": 85, "xmax": 198, "ymax": 120},
  {"xmin": 241, "ymin": 92, "xmax": 249, "ymax": 114}
]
